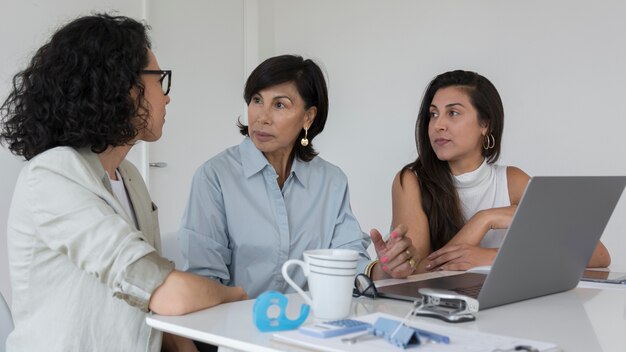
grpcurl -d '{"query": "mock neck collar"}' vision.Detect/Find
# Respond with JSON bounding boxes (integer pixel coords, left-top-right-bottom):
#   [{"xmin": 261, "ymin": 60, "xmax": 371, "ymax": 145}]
[{"xmin": 454, "ymin": 159, "xmax": 491, "ymax": 189}]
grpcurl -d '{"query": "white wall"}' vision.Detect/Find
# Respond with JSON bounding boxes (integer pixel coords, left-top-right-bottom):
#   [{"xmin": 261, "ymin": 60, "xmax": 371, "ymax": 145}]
[
  {"xmin": 0, "ymin": 0, "xmax": 144, "ymax": 305},
  {"xmin": 144, "ymin": 0, "xmax": 246, "ymax": 267},
  {"xmin": 1, "ymin": 0, "xmax": 625, "ymax": 306},
  {"xmin": 251, "ymin": 0, "xmax": 626, "ymax": 269}
]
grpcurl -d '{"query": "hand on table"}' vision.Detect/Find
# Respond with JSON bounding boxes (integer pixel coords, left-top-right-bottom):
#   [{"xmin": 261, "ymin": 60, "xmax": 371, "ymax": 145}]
[{"xmin": 424, "ymin": 244, "xmax": 497, "ymax": 271}]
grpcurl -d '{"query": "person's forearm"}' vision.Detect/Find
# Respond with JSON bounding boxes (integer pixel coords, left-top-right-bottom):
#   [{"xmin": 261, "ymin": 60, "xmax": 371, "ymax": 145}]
[
  {"xmin": 447, "ymin": 206, "xmax": 516, "ymax": 246},
  {"xmin": 161, "ymin": 333, "xmax": 198, "ymax": 352},
  {"xmin": 446, "ymin": 212, "xmax": 490, "ymax": 246},
  {"xmin": 149, "ymin": 270, "xmax": 247, "ymax": 315},
  {"xmin": 587, "ymin": 242, "xmax": 611, "ymax": 268},
  {"xmin": 369, "ymin": 261, "xmax": 386, "ymax": 280}
]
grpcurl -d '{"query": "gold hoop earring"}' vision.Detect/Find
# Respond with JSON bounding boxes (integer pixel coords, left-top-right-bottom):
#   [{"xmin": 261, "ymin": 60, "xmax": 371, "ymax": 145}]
[
  {"xmin": 483, "ymin": 133, "xmax": 495, "ymax": 150},
  {"xmin": 300, "ymin": 128, "xmax": 309, "ymax": 147}
]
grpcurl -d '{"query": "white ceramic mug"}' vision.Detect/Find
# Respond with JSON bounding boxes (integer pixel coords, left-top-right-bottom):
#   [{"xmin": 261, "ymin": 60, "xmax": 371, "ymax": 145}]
[{"xmin": 281, "ymin": 249, "xmax": 359, "ymax": 320}]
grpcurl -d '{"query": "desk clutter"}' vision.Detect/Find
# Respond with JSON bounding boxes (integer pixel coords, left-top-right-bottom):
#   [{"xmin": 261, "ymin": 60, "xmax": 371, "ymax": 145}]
[
  {"xmin": 413, "ymin": 288, "xmax": 479, "ymax": 323},
  {"xmin": 253, "ymin": 291, "xmax": 310, "ymax": 332},
  {"xmin": 272, "ymin": 312, "xmax": 559, "ymax": 352},
  {"xmin": 300, "ymin": 317, "xmax": 449, "ymax": 348}
]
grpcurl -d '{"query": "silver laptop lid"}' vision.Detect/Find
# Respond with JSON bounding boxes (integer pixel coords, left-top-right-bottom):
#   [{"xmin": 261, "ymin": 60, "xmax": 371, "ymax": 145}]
[{"xmin": 478, "ymin": 176, "xmax": 626, "ymax": 309}]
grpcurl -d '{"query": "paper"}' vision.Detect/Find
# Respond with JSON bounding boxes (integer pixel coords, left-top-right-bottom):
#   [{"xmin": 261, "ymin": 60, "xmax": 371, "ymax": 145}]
[{"xmin": 272, "ymin": 312, "xmax": 559, "ymax": 352}]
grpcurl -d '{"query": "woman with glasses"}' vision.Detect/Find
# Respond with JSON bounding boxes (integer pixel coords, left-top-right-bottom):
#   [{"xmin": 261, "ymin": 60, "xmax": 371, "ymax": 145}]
[
  {"xmin": 179, "ymin": 55, "xmax": 416, "ymax": 304},
  {"xmin": 392, "ymin": 70, "xmax": 610, "ymax": 273},
  {"xmin": 1, "ymin": 14, "xmax": 245, "ymax": 352}
]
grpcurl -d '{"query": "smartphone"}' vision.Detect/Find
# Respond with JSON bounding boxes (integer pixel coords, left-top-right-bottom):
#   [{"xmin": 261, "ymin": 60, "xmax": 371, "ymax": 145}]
[{"xmin": 581, "ymin": 270, "xmax": 626, "ymax": 284}]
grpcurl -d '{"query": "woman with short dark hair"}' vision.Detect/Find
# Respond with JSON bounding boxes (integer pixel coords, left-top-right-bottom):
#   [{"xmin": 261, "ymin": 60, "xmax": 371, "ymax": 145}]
[
  {"xmin": 1, "ymin": 13, "xmax": 245, "ymax": 352},
  {"xmin": 179, "ymin": 55, "xmax": 415, "ymax": 300}
]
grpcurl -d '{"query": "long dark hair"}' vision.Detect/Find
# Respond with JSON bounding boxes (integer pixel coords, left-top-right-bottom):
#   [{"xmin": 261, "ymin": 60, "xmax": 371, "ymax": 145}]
[
  {"xmin": 401, "ymin": 70, "xmax": 504, "ymax": 250},
  {"xmin": 0, "ymin": 13, "xmax": 152, "ymax": 160},
  {"xmin": 238, "ymin": 54, "xmax": 329, "ymax": 162}
]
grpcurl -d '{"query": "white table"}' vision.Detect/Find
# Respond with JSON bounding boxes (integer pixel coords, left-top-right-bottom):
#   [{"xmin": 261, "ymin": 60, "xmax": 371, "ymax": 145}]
[{"xmin": 147, "ymin": 280, "xmax": 626, "ymax": 352}]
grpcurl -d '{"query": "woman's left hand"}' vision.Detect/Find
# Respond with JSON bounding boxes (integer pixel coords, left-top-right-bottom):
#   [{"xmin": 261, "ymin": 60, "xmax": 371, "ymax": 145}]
[
  {"xmin": 424, "ymin": 244, "xmax": 497, "ymax": 271},
  {"xmin": 370, "ymin": 224, "xmax": 417, "ymax": 279}
]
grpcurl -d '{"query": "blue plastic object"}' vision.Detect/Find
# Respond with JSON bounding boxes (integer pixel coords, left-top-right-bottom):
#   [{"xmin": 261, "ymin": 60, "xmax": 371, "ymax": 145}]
[
  {"xmin": 253, "ymin": 291, "xmax": 310, "ymax": 332},
  {"xmin": 299, "ymin": 319, "xmax": 371, "ymax": 338},
  {"xmin": 371, "ymin": 317, "xmax": 421, "ymax": 348},
  {"xmin": 370, "ymin": 317, "xmax": 451, "ymax": 348}
]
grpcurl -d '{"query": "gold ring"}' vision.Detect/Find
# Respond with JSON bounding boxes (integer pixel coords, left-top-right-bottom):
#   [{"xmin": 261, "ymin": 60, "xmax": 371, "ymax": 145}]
[
  {"xmin": 405, "ymin": 249, "xmax": 411, "ymax": 257},
  {"xmin": 408, "ymin": 258, "xmax": 416, "ymax": 268}
]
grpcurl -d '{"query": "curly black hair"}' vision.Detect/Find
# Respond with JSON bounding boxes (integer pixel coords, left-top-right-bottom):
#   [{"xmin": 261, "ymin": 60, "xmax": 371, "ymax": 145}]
[{"xmin": 0, "ymin": 13, "xmax": 152, "ymax": 160}]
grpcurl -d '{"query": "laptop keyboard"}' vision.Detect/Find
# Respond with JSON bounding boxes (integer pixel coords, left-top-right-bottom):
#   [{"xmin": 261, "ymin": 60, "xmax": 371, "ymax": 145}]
[{"xmin": 452, "ymin": 284, "xmax": 482, "ymax": 298}]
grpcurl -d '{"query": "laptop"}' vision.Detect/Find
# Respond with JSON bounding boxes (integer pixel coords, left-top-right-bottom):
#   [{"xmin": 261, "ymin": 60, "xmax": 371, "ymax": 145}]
[{"xmin": 377, "ymin": 176, "xmax": 626, "ymax": 310}]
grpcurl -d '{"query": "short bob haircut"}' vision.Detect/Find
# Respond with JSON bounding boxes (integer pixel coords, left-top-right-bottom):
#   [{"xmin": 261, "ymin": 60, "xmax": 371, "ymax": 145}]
[
  {"xmin": 0, "ymin": 13, "xmax": 152, "ymax": 160},
  {"xmin": 239, "ymin": 55, "xmax": 329, "ymax": 162}
]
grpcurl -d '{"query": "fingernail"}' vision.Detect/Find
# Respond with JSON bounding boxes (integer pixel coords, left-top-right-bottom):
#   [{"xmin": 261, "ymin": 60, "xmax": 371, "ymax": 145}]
[
  {"xmin": 391, "ymin": 231, "xmax": 398, "ymax": 238},
  {"xmin": 438, "ymin": 267, "xmax": 444, "ymax": 271},
  {"xmin": 426, "ymin": 264, "xmax": 431, "ymax": 269},
  {"xmin": 381, "ymin": 256, "xmax": 388, "ymax": 263},
  {"xmin": 383, "ymin": 265, "xmax": 388, "ymax": 271}
]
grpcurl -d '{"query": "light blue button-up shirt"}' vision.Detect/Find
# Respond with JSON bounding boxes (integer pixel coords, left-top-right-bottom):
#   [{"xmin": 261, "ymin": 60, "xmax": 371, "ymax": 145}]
[{"xmin": 179, "ymin": 137, "xmax": 371, "ymax": 298}]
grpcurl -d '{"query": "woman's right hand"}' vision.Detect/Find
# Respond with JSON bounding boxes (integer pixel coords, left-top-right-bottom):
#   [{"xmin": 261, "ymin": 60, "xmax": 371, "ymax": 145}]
[{"xmin": 369, "ymin": 224, "xmax": 417, "ymax": 279}]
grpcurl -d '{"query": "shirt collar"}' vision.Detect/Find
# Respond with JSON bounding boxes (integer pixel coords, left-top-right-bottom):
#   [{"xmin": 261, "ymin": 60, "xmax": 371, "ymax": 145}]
[
  {"xmin": 240, "ymin": 137, "xmax": 269, "ymax": 178},
  {"xmin": 290, "ymin": 155, "xmax": 309, "ymax": 188},
  {"xmin": 77, "ymin": 147, "xmax": 112, "ymax": 193},
  {"xmin": 239, "ymin": 137, "xmax": 310, "ymax": 188}
]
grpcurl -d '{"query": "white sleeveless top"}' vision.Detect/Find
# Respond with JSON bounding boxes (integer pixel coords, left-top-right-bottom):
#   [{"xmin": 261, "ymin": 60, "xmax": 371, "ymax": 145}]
[{"xmin": 453, "ymin": 160, "xmax": 510, "ymax": 248}]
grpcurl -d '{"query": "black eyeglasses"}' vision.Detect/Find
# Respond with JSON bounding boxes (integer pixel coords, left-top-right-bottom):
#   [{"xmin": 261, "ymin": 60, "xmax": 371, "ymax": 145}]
[
  {"xmin": 141, "ymin": 70, "xmax": 172, "ymax": 96},
  {"xmin": 352, "ymin": 273, "xmax": 378, "ymax": 298}
]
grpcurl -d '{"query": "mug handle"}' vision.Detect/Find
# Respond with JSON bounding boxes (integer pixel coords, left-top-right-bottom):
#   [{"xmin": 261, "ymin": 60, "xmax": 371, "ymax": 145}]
[{"xmin": 281, "ymin": 259, "xmax": 313, "ymax": 307}]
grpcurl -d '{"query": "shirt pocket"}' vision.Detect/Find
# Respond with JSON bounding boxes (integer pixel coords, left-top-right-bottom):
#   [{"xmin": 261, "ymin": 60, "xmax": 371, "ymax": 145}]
[{"xmin": 150, "ymin": 202, "xmax": 162, "ymax": 252}]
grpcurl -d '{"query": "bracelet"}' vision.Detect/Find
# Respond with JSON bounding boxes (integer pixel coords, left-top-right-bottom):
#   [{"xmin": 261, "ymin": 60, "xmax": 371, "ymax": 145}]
[{"xmin": 364, "ymin": 259, "xmax": 380, "ymax": 278}]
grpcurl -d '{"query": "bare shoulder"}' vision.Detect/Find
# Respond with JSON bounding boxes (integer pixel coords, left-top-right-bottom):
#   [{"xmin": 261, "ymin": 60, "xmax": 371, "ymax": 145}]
[
  {"xmin": 506, "ymin": 166, "xmax": 531, "ymax": 205},
  {"xmin": 392, "ymin": 168, "xmax": 427, "ymax": 219},
  {"xmin": 391, "ymin": 168, "xmax": 430, "ymax": 252},
  {"xmin": 392, "ymin": 169, "xmax": 421, "ymax": 198}
]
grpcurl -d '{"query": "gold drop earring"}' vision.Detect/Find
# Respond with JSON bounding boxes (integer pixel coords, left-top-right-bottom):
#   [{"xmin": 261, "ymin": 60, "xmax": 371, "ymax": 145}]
[{"xmin": 300, "ymin": 128, "xmax": 309, "ymax": 147}]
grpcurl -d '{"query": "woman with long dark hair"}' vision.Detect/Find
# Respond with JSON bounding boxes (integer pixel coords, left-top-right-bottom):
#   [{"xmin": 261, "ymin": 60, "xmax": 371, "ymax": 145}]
[{"xmin": 392, "ymin": 70, "xmax": 610, "ymax": 273}]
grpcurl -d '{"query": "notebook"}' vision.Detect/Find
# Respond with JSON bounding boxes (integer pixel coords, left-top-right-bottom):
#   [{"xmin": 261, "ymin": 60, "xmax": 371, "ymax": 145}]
[{"xmin": 377, "ymin": 176, "xmax": 626, "ymax": 310}]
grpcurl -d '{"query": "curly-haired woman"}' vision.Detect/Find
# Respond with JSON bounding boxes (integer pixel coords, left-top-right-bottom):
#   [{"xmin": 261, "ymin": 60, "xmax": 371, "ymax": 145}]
[{"xmin": 0, "ymin": 14, "xmax": 245, "ymax": 352}]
